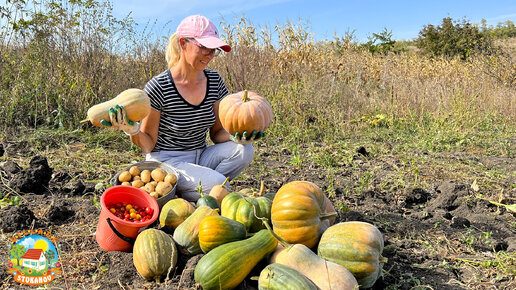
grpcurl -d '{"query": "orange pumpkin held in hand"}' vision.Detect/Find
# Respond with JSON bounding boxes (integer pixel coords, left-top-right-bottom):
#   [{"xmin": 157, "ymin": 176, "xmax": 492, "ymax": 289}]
[{"xmin": 219, "ymin": 90, "xmax": 273, "ymax": 136}]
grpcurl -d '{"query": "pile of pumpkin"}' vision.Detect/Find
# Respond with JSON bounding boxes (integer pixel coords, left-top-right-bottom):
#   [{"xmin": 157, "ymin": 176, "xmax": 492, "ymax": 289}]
[{"xmin": 132, "ymin": 180, "xmax": 386, "ymax": 290}]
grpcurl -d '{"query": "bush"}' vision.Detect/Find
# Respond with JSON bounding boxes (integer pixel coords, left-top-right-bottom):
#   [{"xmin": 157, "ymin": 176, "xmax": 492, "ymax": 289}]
[{"xmin": 416, "ymin": 17, "xmax": 494, "ymax": 59}]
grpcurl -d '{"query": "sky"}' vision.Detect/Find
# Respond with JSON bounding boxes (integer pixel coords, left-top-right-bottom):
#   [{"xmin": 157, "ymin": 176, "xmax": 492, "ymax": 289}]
[{"xmin": 109, "ymin": 0, "xmax": 516, "ymax": 42}]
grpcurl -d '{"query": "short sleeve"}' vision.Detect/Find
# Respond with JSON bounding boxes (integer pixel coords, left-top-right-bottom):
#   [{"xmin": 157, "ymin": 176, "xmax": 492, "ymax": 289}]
[
  {"xmin": 216, "ymin": 74, "xmax": 229, "ymax": 101},
  {"xmin": 144, "ymin": 78, "xmax": 164, "ymax": 112}
]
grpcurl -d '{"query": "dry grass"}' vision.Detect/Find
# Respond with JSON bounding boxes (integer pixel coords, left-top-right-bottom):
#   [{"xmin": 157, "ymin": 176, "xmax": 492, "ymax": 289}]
[{"xmin": 1, "ymin": 2, "xmax": 515, "ymax": 137}]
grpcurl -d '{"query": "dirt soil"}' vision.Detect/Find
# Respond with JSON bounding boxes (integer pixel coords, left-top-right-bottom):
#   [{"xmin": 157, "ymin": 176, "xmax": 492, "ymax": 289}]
[{"xmin": 0, "ymin": 142, "xmax": 514, "ymax": 289}]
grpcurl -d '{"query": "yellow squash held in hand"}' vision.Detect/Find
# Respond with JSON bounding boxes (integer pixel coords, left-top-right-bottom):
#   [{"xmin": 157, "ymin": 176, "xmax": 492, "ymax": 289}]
[
  {"xmin": 85, "ymin": 88, "xmax": 150, "ymax": 127},
  {"xmin": 218, "ymin": 90, "xmax": 273, "ymax": 135}
]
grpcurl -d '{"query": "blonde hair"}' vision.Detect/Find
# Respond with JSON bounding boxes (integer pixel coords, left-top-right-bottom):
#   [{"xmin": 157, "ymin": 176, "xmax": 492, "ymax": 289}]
[{"xmin": 165, "ymin": 33, "xmax": 181, "ymax": 69}]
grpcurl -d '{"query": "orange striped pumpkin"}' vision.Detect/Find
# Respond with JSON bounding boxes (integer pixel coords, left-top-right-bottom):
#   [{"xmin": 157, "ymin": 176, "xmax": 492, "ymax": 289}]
[{"xmin": 219, "ymin": 90, "xmax": 273, "ymax": 135}]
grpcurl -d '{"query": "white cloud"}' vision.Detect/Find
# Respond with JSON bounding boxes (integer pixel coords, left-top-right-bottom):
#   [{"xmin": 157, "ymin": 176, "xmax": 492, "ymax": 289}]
[{"xmin": 19, "ymin": 237, "xmax": 35, "ymax": 250}]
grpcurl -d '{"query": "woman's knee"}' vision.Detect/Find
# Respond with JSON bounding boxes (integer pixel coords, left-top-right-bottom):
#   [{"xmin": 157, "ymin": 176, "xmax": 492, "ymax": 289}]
[
  {"xmin": 239, "ymin": 143, "xmax": 255, "ymax": 165},
  {"xmin": 201, "ymin": 173, "xmax": 227, "ymax": 192}
]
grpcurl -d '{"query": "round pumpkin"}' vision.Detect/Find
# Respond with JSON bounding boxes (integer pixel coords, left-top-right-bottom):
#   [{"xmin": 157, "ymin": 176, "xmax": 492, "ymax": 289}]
[
  {"xmin": 159, "ymin": 198, "xmax": 195, "ymax": 228},
  {"xmin": 317, "ymin": 221, "xmax": 385, "ymax": 288},
  {"xmin": 132, "ymin": 228, "xmax": 178, "ymax": 282},
  {"xmin": 271, "ymin": 181, "xmax": 336, "ymax": 248},
  {"xmin": 218, "ymin": 90, "xmax": 273, "ymax": 135},
  {"xmin": 198, "ymin": 215, "xmax": 247, "ymax": 253},
  {"xmin": 221, "ymin": 192, "xmax": 272, "ymax": 233}
]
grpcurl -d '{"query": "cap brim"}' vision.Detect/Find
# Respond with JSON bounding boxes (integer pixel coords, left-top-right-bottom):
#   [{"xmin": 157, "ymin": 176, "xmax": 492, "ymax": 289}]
[{"xmin": 195, "ymin": 37, "xmax": 231, "ymax": 52}]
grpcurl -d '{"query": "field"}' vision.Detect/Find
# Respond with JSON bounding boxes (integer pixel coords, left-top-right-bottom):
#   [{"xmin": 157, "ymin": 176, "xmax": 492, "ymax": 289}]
[{"xmin": 0, "ymin": 1, "xmax": 515, "ymax": 289}]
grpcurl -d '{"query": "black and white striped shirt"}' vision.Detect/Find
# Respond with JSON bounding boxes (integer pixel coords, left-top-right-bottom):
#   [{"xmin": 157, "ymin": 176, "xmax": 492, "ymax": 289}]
[{"xmin": 144, "ymin": 69, "xmax": 229, "ymax": 151}]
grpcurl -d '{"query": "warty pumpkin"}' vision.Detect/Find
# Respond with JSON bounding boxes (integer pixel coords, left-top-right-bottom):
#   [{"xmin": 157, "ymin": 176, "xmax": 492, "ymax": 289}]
[
  {"xmin": 318, "ymin": 221, "xmax": 386, "ymax": 288},
  {"xmin": 86, "ymin": 88, "xmax": 150, "ymax": 127},
  {"xmin": 132, "ymin": 228, "xmax": 178, "ymax": 282},
  {"xmin": 271, "ymin": 180, "xmax": 337, "ymax": 248},
  {"xmin": 218, "ymin": 90, "xmax": 273, "ymax": 135}
]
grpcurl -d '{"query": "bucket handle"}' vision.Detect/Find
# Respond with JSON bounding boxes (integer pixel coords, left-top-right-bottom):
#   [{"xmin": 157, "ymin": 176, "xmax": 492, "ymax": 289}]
[{"xmin": 106, "ymin": 217, "xmax": 136, "ymax": 245}]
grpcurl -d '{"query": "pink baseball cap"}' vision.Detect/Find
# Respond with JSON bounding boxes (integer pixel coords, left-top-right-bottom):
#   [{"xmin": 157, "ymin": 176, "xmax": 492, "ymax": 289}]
[{"xmin": 176, "ymin": 15, "xmax": 231, "ymax": 52}]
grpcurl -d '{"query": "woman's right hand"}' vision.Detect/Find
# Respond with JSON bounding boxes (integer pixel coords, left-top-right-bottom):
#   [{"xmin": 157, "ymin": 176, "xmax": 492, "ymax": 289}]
[
  {"xmin": 100, "ymin": 105, "xmax": 141, "ymax": 136},
  {"xmin": 230, "ymin": 130, "xmax": 265, "ymax": 144}
]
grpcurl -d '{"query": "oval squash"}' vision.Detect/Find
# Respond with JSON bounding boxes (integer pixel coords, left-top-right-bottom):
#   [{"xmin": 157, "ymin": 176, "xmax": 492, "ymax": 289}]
[
  {"xmin": 86, "ymin": 88, "xmax": 151, "ymax": 127},
  {"xmin": 318, "ymin": 221, "xmax": 385, "ymax": 288},
  {"xmin": 194, "ymin": 229, "xmax": 277, "ymax": 290},
  {"xmin": 271, "ymin": 181, "xmax": 337, "ymax": 248},
  {"xmin": 132, "ymin": 228, "xmax": 178, "ymax": 282},
  {"xmin": 172, "ymin": 206, "xmax": 219, "ymax": 255},
  {"xmin": 258, "ymin": 263, "xmax": 318, "ymax": 290},
  {"xmin": 198, "ymin": 215, "xmax": 247, "ymax": 253}
]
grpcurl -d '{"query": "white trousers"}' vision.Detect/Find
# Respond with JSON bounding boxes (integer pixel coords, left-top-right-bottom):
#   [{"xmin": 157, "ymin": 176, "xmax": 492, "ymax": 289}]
[{"xmin": 146, "ymin": 141, "xmax": 254, "ymax": 202}]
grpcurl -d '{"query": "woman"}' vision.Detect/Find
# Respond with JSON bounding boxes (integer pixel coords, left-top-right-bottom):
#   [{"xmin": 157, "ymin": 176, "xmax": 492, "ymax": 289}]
[{"xmin": 103, "ymin": 15, "xmax": 264, "ymax": 201}]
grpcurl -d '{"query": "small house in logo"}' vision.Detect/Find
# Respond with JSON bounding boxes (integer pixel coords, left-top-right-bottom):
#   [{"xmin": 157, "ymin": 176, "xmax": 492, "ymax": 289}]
[
  {"xmin": 7, "ymin": 231, "xmax": 62, "ymax": 286},
  {"xmin": 20, "ymin": 249, "xmax": 47, "ymax": 271}
]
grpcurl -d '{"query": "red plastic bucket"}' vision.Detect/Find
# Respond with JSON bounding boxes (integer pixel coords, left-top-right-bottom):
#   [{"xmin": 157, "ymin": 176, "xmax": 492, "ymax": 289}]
[{"xmin": 95, "ymin": 185, "xmax": 159, "ymax": 252}]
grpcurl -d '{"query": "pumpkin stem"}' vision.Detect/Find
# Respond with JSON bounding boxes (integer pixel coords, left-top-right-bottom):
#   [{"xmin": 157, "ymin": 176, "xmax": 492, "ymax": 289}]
[
  {"xmin": 247, "ymin": 200, "xmax": 290, "ymax": 247},
  {"xmin": 250, "ymin": 181, "xmax": 266, "ymax": 197},
  {"xmin": 197, "ymin": 180, "xmax": 205, "ymax": 197},
  {"xmin": 221, "ymin": 176, "xmax": 229, "ymax": 187},
  {"xmin": 242, "ymin": 90, "xmax": 249, "ymax": 102},
  {"xmin": 259, "ymin": 216, "xmax": 291, "ymax": 248},
  {"xmin": 380, "ymin": 256, "xmax": 388, "ymax": 263},
  {"xmin": 247, "ymin": 200, "xmax": 289, "ymax": 247},
  {"xmin": 257, "ymin": 180, "xmax": 265, "ymax": 197},
  {"xmin": 320, "ymin": 211, "xmax": 337, "ymax": 221}
]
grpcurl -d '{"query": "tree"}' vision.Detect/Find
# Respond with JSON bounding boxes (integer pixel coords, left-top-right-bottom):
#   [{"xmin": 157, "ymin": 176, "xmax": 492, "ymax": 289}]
[
  {"xmin": 10, "ymin": 244, "xmax": 26, "ymax": 267},
  {"xmin": 364, "ymin": 27, "xmax": 396, "ymax": 54},
  {"xmin": 44, "ymin": 249, "xmax": 55, "ymax": 260},
  {"xmin": 416, "ymin": 17, "xmax": 493, "ymax": 59}
]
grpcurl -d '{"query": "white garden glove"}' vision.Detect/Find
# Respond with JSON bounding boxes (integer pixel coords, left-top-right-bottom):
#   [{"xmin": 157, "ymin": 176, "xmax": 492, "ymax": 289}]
[
  {"xmin": 230, "ymin": 130, "xmax": 265, "ymax": 144},
  {"xmin": 100, "ymin": 105, "xmax": 141, "ymax": 136}
]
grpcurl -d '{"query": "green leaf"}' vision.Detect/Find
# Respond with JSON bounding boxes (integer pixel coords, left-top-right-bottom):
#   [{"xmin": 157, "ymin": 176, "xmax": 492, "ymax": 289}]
[{"xmin": 489, "ymin": 201, "xmax": 516, "ymax": 213}]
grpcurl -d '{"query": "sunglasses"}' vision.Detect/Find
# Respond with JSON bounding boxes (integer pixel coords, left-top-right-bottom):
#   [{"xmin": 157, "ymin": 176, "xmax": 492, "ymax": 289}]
[{"xmin": 186, "ymin": 38, "xmax": 222, "ymax": 57}]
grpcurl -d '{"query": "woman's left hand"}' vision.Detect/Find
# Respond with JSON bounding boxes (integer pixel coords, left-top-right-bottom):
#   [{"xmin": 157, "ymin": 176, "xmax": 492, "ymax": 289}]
[{"xmin": 100, "ymin": 105, "xmax": 141, "ymax": 136}]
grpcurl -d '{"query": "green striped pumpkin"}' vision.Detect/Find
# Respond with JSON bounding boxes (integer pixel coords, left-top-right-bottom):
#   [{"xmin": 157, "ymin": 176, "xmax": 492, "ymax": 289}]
[
  {"xmin": 221, "ymin": 192, "xmax": 272, "ymax": 233},
  {"xmin": 194, "ymin": 229, "xmax": 277, "ymax": 289}
]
